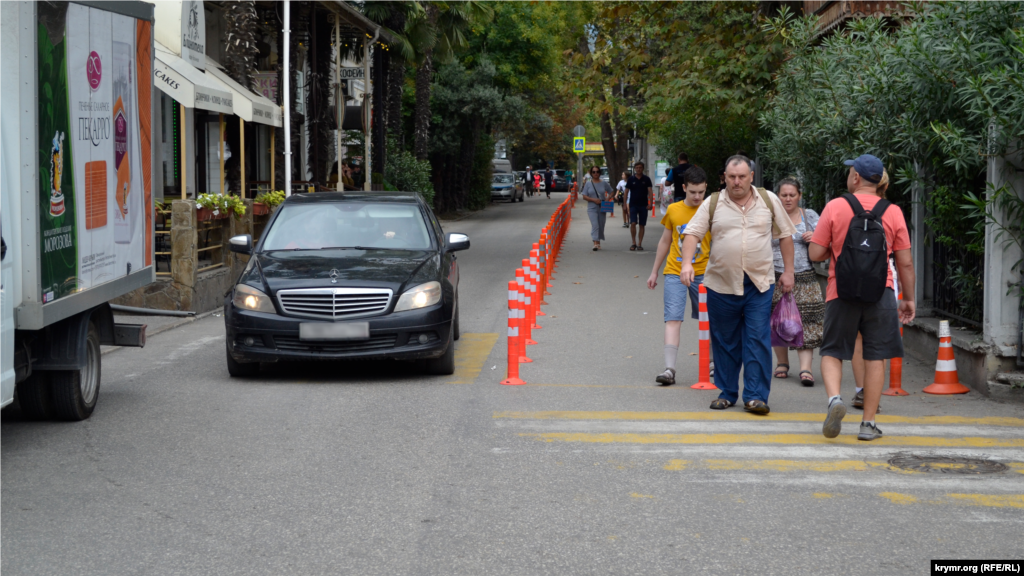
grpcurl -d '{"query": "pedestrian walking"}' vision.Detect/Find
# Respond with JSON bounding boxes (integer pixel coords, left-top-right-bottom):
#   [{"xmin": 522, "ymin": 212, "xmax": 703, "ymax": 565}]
[
  {"xmin": 670, "ymin": 152, "xmax": 693, "ymax": 203},
  {"xmin": 718, "ymin": 169, "xmax": 726, "ymax": 191},
  {"xmin": 544, "ymin": 166, "xmax": 553, "ymax": 199},
  {"xmin": 809, "ymin": 155, "xmax": 916, "ymax": 441},
  {"xmin": 678, "ymin": 155, "xmax": 797, "ymax": 414},
  {"xmin": 849, "ymin": 168, "xmax": 893, "ymax": 411},
  {"xmin": 580, "ymin": 166, "xmax": 615, "ymax": 250},
  {"xmin": 768, "ymin": 177, "xmax": 824, "ymax": 387},
  {"xmin": 616, "ymin": 172, "xmax": 629, "ymax": 227},
  {"xmin": 524, "ymin": 165, "xmax": 534, "ymax": 197},
  {"xmin": 659, "ymin": 168, "xmax": 674, "ymax": 215},
  {"xmin": 647, "ymin": 166, "xmax": 714, "ymax": 385},
  {"xmin": 625, "ymin": 162, "xmax": 654, "ymax": 251}
]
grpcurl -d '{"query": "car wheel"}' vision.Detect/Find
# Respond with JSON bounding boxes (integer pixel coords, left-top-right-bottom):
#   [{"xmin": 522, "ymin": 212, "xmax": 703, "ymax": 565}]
[
  {"xmin": 51, "ymin": 322, "xmax": 101, "ymax": 421},
  {"xmin": 17, "ymin": 373, "xmax": 54, "ymax": 420},
  {"xmin": 424, "ymin": 332, "xmax": 456, "ymax": 375},
  {"xmin": 226, "ymin": 342, "xmax": 260, "ymax": 377}
]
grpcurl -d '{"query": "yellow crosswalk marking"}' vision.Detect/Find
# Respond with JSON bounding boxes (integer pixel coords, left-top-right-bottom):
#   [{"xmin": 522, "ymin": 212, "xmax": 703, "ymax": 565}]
[
  {"xmin": 520, "ymin": 432, "xmax": 1024, "ymax": 448},
  {"xmin": 494, "ymin": 410, "xmax": 1024, "ymax": 427},
  {"xmin": 879, "ymin": 493, "xmax": 1024, "ymax": 509},
  {"xmin": 447, "ymin": 333, "xmax": 498, "ymax": 384}
]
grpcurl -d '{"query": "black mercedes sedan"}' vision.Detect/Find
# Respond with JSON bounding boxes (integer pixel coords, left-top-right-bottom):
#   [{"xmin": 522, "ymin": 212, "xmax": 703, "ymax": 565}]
[{"xmin": 223, "ymin": 192, "xmax": 469, "ymax": 377}]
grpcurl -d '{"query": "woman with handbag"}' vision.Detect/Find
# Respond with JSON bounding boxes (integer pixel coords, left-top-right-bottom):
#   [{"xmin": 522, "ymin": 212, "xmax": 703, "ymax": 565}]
[
  {"xmin": 770, "ymin": 177, "xmax": 824, "ymax": 386},
  {"xmin": 581, "ymin": 166, "xmax": 615, "ymax": 251}
]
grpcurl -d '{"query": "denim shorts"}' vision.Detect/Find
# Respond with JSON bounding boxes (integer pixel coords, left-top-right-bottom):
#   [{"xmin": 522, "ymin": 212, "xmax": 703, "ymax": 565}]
[
  {"xmin": 664, "ymin": 274, "xmax": 703, "ymax": 321},
  {"xmin": 629, "ymin": 207, "xmax": 648, "ymax": 226}
]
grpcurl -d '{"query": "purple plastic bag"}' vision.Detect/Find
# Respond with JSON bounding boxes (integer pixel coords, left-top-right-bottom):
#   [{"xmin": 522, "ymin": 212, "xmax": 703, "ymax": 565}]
[{"xmin": 771, "ymin": 292, "xmax": 804, "ymax": 348}]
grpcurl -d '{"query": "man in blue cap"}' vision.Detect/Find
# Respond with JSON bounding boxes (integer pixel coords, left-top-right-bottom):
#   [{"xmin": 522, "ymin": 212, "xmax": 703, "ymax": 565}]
[{"xmin": 808, "ymin": 154, "xmax": 916, "ymax": 441}]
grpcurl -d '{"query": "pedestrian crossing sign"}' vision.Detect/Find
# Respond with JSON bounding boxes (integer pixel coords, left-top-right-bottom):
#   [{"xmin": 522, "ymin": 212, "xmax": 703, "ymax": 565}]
[{"xmin": 573, "ymin": 137, "xmax": 585, "ymax": 153}]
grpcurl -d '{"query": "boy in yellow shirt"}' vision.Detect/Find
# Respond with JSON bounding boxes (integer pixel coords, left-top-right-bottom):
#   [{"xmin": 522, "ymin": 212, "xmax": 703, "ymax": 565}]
[{"xmin": 646, "ymin": 166, "xmax": 712, "ymax": 385}]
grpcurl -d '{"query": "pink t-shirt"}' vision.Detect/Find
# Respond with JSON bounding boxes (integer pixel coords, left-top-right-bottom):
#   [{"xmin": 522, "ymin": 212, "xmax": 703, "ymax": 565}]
[{"xmin": 811, "ymin": 193, "xmax": 911, "ymax": 302}]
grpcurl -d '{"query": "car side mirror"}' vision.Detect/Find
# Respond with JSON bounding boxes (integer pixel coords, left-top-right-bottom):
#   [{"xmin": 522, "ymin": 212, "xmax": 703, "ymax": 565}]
[
  {"xmin": 446, "ymin": 233, "xmax": 470, "ymax": 252},
  {"xmin": 229, "ymin": 234, "xmax": 253, "ymax": 255}
]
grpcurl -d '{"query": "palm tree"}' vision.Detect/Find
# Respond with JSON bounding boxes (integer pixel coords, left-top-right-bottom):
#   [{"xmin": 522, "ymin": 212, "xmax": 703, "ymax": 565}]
[
  {"xmin": 362, "ymin": 1, "xmax": 425, "ymax": 144},
  {"xmin": 409, "ymin": 1, "xmax": 493, "ymax": 160}
]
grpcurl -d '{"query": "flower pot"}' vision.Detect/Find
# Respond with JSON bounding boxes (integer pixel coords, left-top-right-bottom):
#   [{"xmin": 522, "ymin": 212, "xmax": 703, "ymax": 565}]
[
  {"xmin": 197, "ymin": 207, "xmax": 228, "ymax": 222},
  {"xmin": 253, "ymin": 202, "xmax": 270, "ymax": 216}
]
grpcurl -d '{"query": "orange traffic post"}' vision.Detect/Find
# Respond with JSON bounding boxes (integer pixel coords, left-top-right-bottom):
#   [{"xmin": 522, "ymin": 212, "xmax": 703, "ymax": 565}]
[
  {"xmin": 522, "ymin": 258, "xmax": 542, "ymax": 331},
  {"xmin": 516, "ymin": 267, "xmax": 536, "ymax": 351},
  {"xmin": 529, "ymin": 248, "xmax": 546, "ymax": 318},
  {"xmin": 501, "ymin": 281, "xmax": 526, "ymax": 385},
  {"xmin": 883, "ymin": 290, "xmax": 909, "ymax": 396},
  {"xmin": 922, "ymin": 320, "xmax": 970, "ymax": 395},
  {"xmin": 692, "ymin": 283, "xmax": 717, "ymax": 390}
]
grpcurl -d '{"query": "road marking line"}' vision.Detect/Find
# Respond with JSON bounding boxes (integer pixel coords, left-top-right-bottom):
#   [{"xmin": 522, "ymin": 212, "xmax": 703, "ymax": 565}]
[
  {"xmin": 447, "ymin": 333, "xmax": 498, "ymax": 384},
  {"xmin": 664, "ymin": 459, "xmax": 689, "ymax": 470},
  {"xmin": 520, "ymin": 432, "xmax": 1024, "ymax": 448},
  {"xmin": 496, "ymin": 420, "xmax": 1023, "ymax": 438},
  {"xmin": 494, "ymin": 410, "xmax": 1024, "ymax": 427},
  {"xmin": 702, "ymin": 459, "xmax": 914, "ymax": 473},
  {"xmin": 878, "ymin": 492, "xmax": 1024, "ymax": 509}
]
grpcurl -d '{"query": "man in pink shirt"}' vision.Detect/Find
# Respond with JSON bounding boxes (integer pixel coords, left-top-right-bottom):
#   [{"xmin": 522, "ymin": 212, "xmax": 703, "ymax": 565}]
[{"xmin": 809, "ymin": 154, "xmax": 916, "ymax": 441}]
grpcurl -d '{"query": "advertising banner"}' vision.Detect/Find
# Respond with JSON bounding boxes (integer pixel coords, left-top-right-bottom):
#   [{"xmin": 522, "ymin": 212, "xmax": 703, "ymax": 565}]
[{"xmin": 37, "ymin": 3, "xmax": 152, "ymax": 304}]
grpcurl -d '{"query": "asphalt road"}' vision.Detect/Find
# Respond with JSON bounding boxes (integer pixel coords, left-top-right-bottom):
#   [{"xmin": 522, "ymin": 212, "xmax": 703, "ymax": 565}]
[{"xmin": 3, "ymin": 193, "xmax": 1023, "ymax": 576}]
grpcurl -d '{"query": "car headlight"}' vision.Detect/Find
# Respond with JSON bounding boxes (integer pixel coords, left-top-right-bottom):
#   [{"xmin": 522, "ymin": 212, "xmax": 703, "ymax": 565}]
[
  {"xmin": 394, "ymin": 281, "xmax": 442, "ymax": 312},
  {"xmin": 232, "ymin": 284, "xmax": 276, "ymax": 314}
]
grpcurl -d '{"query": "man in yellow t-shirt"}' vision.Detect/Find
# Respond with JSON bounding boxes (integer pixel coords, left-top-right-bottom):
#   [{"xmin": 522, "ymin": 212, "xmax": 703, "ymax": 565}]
[{"xmin": 646, "ymin": 166, "xmax": 712, "ymax": 385}]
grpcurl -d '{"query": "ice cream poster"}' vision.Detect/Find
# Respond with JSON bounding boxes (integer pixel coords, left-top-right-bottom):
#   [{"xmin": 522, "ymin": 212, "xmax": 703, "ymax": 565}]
[{"xmin": 38, "ymin": 3, "xmax": 152, "ymax": 303}]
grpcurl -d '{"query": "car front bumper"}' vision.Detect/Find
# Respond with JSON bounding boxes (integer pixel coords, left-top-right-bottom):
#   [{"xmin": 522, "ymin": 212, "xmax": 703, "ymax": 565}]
[
  {"xmin": 225, "ymin": 300, "xmax": 452, "ymax": 363},
  {"xmin": 491, "ymin": 188, "xmax": 515, "ymax": 199}
]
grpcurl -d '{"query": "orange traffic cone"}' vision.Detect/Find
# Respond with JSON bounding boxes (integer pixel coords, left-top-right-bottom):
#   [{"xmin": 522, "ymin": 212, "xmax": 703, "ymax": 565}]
[{"xmin": 922, "ymin": 320, "xmax": 969, "ymax": 395}]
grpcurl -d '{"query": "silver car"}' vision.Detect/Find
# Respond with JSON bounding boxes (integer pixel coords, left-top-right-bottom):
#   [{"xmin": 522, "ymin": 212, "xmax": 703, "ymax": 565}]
[{"xmin": 491, "ymin": 173, "xmax": 524, "ymax": 203}]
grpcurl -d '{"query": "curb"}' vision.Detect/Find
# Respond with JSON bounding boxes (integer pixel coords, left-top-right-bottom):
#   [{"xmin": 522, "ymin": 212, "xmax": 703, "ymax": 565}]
[{"xmin": 101, "ymin": 309, "xmax": 221, "ymax": 356}]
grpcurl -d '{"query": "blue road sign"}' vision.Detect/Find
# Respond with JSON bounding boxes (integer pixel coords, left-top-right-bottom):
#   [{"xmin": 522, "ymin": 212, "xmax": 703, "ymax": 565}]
[{"xmin": 573, "ymin": 137, "xmax": 585, "ymax": 153}]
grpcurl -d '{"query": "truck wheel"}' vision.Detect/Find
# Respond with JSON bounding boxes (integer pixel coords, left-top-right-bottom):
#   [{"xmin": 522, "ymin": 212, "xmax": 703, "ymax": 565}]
[
  {"xmin": 51, "ymin": 322, "xmax": 101, "ymax": 421},
  {"xmin": 226, "ymin": 342, "xmax": 260, "ymax": 377},
  {"xmin": 17, "ymin": 373, "xmax": 54, "ymax": 420},
  {"xmin": 424, "ymin": 332, "xmax": 456, "ymax": 376}
]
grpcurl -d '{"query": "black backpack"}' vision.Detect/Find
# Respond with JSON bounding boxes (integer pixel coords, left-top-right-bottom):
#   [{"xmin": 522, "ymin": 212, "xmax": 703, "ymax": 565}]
[{"xmin": 835, "ymin": 194, "xmax": 892, "ymax": 303}]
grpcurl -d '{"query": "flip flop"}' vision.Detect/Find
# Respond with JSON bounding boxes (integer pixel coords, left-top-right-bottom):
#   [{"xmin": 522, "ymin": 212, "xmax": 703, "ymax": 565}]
[
  {"xmin": 630, "ymin": 245, "xmax": 637, "ymax": 251},
  {"xmin": 799, "ymin": 370, "xmax": 815, "ymax": 387}
]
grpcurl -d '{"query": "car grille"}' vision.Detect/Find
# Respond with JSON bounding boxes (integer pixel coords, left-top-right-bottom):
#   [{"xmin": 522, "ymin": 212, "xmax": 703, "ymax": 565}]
[
  {"xmin": 273, "ymin": 335, "xmax": 398, "ymax": 353},
  {"xmin": 276, "ymin": 288, "xmax": 393, "ymax": 320}
]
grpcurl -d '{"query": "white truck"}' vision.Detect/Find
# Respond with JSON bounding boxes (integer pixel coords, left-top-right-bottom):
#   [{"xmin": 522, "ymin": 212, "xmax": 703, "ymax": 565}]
[{"xmin": 1, "ymin": 1, "xmax": 155, "ymax": 420}]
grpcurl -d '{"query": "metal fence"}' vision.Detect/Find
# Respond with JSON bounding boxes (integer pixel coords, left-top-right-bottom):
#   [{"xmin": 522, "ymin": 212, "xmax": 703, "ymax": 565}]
[{"xmin": 931, "ymin": 241, "xmax": 985, "ymax": 327}]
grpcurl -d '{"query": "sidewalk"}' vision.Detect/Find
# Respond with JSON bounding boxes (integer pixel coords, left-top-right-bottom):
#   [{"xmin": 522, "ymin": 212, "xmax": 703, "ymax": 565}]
[{"xmin": 511, "ymin": 202, "xmax": 1024, "ymax": 421}]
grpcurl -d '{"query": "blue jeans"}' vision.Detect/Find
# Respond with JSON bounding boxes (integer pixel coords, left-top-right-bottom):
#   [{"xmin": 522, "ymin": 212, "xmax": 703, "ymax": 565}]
[{"xmin": 706, "ymin": 274, "xmax": 775, "ymax": 405}]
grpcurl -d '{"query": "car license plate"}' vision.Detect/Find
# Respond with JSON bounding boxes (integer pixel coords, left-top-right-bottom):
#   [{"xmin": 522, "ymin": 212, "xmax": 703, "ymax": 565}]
[{"xmin": 299, "ymin": 322, "xmax": 370, "ymax": 341}]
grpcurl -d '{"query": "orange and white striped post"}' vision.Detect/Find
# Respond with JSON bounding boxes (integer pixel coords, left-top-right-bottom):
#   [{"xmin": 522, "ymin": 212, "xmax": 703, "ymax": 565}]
[
  {"xmin": 883, "ymin": 290, "xmax": 909, "ymax": 396},
  {"xmin": 692, "ymin": 283, "xmax": 716, "ymax": 390},
  {"xmin": 528, "ymin": 249, "xmax": 546, "ymax": 319},
  {"xmin": 923, "ymin": 320, "xmax": 969, "ymax": 394},
  {"xmin": 516, "ymin": 267, "xmax": 536, "ymax": 351},
  {"xmin": 501, "ymin": 281, "xmax": 526, "ymax": 385}
]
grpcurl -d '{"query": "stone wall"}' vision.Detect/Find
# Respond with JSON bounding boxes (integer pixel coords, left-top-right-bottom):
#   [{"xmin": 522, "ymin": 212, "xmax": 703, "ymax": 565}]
[{"xmin": 112, "ymin": 199, "xmax": 255, "ymax": 314}]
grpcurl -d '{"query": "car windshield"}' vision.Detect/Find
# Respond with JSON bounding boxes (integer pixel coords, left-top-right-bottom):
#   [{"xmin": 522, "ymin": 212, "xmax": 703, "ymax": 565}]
[
  {"xmin": 262, "ymin": 202, "xmax": 433, "ymax": 251},
  {"xmin": 493, "ymin": 174, "xmax": 514, "ymax": 184}
]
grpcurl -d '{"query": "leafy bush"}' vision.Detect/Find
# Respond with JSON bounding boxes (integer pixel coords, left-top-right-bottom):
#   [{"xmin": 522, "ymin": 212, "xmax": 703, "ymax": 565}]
[
  {"xmin": 384, "ymin": 137, "xmax": 434, "ymax": 205},
  {"xmin": 253, "ymin": 190, "xmax": 286, "ymax": 208}
]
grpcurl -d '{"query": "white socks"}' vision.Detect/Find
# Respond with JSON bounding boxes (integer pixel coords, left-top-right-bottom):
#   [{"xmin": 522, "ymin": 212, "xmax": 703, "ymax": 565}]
[{"xmin": 664, "ymin": 345, "xmax": 678, "ymax": 370}]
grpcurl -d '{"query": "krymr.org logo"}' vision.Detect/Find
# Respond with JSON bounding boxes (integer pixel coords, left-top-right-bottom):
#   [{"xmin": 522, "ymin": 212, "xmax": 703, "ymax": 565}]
[{"xmin": 87, "ymin": 51, "xmax": 102, "ymax": 91}]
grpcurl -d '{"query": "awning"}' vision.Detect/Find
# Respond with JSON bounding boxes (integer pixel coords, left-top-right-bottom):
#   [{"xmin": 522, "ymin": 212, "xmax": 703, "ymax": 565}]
[
  {"xmin": 154, "ymin": 42, "xmax": 233, "ymax": 114},
  {"xmin": 204, "ymin": 57, "xmax": 283, "ymax": 127}
]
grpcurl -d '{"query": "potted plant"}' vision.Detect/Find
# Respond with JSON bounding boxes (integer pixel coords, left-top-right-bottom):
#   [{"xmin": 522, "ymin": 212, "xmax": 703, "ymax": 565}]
[
  {"xmin": 253, "ymin": 190, "xmax": 286, "ymax": 216},
  {"xmin": 196, "ymin": 193, "xmax": 247, "ymax": 221}
]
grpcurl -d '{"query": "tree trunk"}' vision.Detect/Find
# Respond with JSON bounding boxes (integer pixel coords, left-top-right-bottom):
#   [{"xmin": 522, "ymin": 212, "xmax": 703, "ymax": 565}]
[
  {"xmin": 384, "ymin": 10, "xmax": 406, "ymax": 143},
  {"xmin": 414, "ymin": 4, "xmax": 438, "ymax": 160}
]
